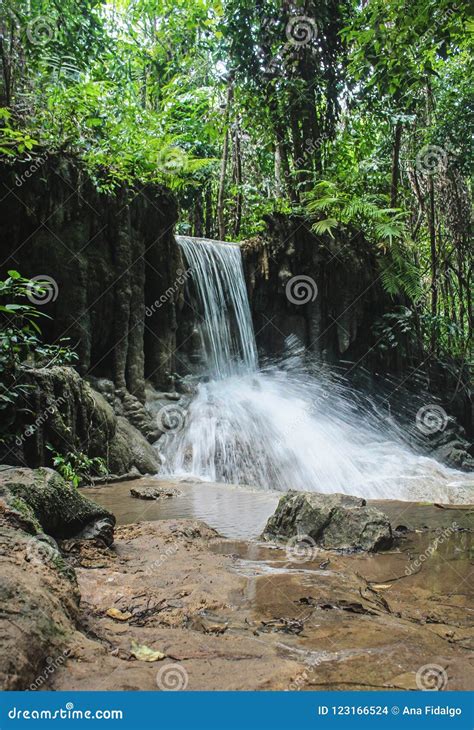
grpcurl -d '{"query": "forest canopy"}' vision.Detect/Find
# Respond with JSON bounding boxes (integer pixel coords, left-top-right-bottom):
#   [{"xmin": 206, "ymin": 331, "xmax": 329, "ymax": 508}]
[{"xmin": 0, "ymin": 0, "xmax": 472, "ymax": 362}]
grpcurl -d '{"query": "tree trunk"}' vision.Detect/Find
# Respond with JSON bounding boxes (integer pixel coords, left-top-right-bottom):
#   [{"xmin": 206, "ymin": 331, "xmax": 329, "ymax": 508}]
[
  {"xmin": 217, "ymin": 82, "xmax": 234, "ymax": 240},
  {"xmin": 428, "ymin": 177, "xmax": 438, "ymax": 352},
  {"xmin": 0, "ymin": 31, "xmax": 12, "ymax": 106},
  {"xmin": 274, "ymin": 122, "xmax": 291, "ymax": 199},
  {"xmin": 204, "ymin": 183, "xmax": 213, "ymax": 238},
  {"xmin": 232, "ymin": 126, "xmax": 242, "ymax": 237},
  {"xmin": 390, "ymin": 121, "xmax": 402, "ymax": 207},
  {"xmin": 192, "ymin": 192, "xmax": 203, "ymax": 237}
]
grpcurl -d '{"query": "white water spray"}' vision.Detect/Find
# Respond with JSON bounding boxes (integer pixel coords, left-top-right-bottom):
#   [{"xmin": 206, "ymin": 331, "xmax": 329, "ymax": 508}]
[{"xmin": 160, "ymin": 237, "xmax": 473, "ymax": 504}]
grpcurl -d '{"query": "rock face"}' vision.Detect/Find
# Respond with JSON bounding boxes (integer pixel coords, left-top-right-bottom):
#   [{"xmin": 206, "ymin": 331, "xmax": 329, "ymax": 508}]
[
  {"xmin": 0, "ymin": 479, "xmax": 80, "ymax": 690},
  {"xmin": 242, "ymin": 215, "xmax": 386, "ymax": 366},
  {"xmin": 109, "ymin": 416, "xmax": 161, "ymax": 476},
  {"xmin": 0, "ymin": 156, "xmax": 181, "ymax": 397},
  {"xmin": 5, "ymin": 366, "xmax": 161, "ymax": 477},
  {"xmin": 0, "ymin": 520, "xmax": 79, "ymax": 690},
  {"xmin": 0, "ymin": 465, "xmax": 115, "ymax": 544},
  {"xmin": 263, "ymin": 491, "xmax": 393, "ymax": 551}
]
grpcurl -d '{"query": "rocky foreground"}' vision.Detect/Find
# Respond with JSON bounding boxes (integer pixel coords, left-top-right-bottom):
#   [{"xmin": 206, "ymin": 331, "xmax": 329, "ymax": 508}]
[{"xmin": 0, "ymin": 468, "xmax": 473, "ymax": 691}]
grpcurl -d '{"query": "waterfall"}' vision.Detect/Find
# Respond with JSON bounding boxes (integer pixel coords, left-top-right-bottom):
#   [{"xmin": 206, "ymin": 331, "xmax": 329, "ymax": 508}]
[
  {"xmin": 160, "ymin": 237, "xmax": 473, "ymax": 504},
  {"xmin": 176, "ymin": 236, "xmax": 258, "ymax": 378}
]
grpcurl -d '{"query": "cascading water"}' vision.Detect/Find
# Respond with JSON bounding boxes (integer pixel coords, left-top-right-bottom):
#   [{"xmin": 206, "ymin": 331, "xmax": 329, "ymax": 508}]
[
  {"xmin": 160, "ymin": 237, "xmax": 473, "ymax": 504},
  {"xmin": 176, "ymin": 236, "xmax": 258, "ymax": 378}
]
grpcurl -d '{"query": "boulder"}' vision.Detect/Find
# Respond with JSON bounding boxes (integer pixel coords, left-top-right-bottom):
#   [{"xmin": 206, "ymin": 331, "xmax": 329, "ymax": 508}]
[
  {"xmin": 3, "ymin": 366, "xmax": 161, "ymax": 477},
  {"xmin": 130, "ymin": 486, "xmax": 182, "ymax": 500},
  {"xmin": 109, "ymin": 417, "xmax": 161, "ymax": 475},
  {"xmin": 263, "ymin": 491, "xmax": 392, "ymax": 552},
  {"xmin": 0, "ymin": 466, "xmax": 115, "ymax": 545}
]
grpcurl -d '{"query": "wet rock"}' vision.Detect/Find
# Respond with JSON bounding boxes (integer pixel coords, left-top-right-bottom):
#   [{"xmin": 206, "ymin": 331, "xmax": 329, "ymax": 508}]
[
  {"xmin": 75, "ymin": 517, "xmax": 115, "ymax": 547},
  {"xmin": 263, "ymin": 491, "xmax": 392, "ymax": 551},
  {"xmin": 5, "ymin": 366, "xmax": 162, "ymax": 477},
  {"xmin": 130, "ymin": 486, "xmax": 182, "ymax": 500},
  {"xmin": 118, "ymin": 389, "xmax": 161, "ymax": 442},
  {"xmin": 25, "ymin": 511, "xmax": 473, "ymax": 691},
  {"xmin": 0, "ymin": 511, "xmax": 79, "ymax": 690},
  {"xmin": 109, "ymin": 417, "xmax": 161, "ymax": 475},
  {"xmin": 0, "ymin": 466, "xmax": 115, "ymax": 542},
  {"xmin": 89, "ymin": 468, "xmax": 142, "ymax": 486},
  {"xmin": 259, "ymin": 618, "xmax": 304, "ymax": 635},
  {"xmin": 432, "ymin": 441, "xmax": 474, "ymax": 471}
]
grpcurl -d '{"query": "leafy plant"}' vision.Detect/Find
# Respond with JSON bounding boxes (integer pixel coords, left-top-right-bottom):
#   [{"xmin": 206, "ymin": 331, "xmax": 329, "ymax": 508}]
[
  {"xmin": 373, "ymin": 307, "xmax": 418, "ymax": 353},
  {"xmin": 46, "ymin": 445, "xmax": 108, "ymax": 487},
  {"xmin": 304, "ymin": 181, "xmax": 408, "ymax": 248},
  {"xmin": 0, "ymin": 109, "xmax": 37, "ymax": 157},
  {"xmin": 0, "ymin": 271, "xmax": 77, "ymax": 440}
]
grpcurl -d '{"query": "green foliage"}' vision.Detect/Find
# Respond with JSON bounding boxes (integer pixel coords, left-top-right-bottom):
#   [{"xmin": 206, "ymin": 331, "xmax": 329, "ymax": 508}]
[
  {"xmin": 1, "ymin": 0, "xmax": 220, "ymax": 189},
  {"xmin": 0, "ymin": 109, "xmax": 37, "ymax": 156},
  {"xmin": 0, "ymin": 0, "xmax": 471, "ymax": 361},
  {"xmin": 305, "ymin": 181, "xmax": 408, "ymax": 246},
  {"xmin": 46, "ymin": 445, "xmax": 108, "ymax": 487},
  {"xmin": 373, "ymin": 307, "xmax": 418, "ymax": 353},
  {"xmin": 0, "ymin": 271, "xmax": 77, "ymax": 440}
]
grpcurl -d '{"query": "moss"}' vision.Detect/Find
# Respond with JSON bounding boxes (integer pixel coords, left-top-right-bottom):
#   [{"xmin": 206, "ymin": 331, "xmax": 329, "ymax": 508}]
[
  {"xmin": 2, "ymin": 468, "xmax": 115, "ymax": 539},
  {"xmin": 49, "ymin": 550, "xmax": 77, "ymax": 583},
  {"xmin": 7, "ymin": 496, "xmax": 42, "ymax": 534}
]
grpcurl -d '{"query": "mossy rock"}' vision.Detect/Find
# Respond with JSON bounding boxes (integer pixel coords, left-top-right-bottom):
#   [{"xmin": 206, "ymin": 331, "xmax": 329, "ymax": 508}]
[{"xmin": 0, "ymin": 466, "xmax": 115, "ymax": 543}]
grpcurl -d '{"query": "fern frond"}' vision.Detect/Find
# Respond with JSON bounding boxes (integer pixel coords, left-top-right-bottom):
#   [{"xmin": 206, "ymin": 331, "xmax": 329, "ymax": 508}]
[
  {"xmin": 305, "ymin": 196, "xmax": 341, "ymax": 213},
  {"xmin": 311, "ymin": 218, "xmax": 340, "ymax": 237}
]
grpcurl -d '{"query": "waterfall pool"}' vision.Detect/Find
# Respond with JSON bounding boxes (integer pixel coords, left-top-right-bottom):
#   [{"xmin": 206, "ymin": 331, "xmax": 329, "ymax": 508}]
[
  {"xmin": 82, "ymin": 476, "xmax": 474, "ymax": 540},
  {"xmin": 155, "ymin": 237, "xmax": 474, "ymax": 505}
]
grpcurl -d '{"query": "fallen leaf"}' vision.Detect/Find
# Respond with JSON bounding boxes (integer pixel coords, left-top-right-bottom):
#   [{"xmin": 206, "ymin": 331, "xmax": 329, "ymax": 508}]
[
  {"xmin": 204, "ymin": 623, "xmax": 228, "ymax": 635},
  {"xmin": 106, "ymin": 608, "xmax": 132, "ymax": 622},
  {"xmin": 130, "ymin": 640, "xmax": 166, "ymax": 662},
  {"xmin": 372, "ymin": 584, "xmax": 392, "ymax": 591},
  {"xmin": 384, "ymin": 672, "xmax": 418, "ymax": 690}
]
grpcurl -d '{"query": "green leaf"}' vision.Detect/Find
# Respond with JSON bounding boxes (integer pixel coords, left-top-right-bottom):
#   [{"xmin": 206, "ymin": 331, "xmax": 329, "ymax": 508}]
[{"xmin": 311, "ymin": 218, "xmax": 339, "ymax": 238}]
